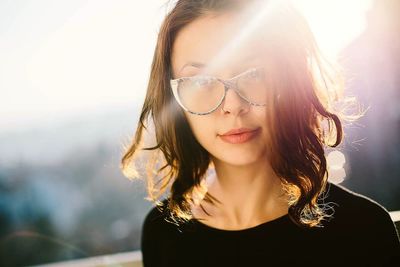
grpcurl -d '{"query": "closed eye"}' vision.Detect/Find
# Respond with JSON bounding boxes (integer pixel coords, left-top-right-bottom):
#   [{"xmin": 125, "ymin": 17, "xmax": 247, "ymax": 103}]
[{"xmin": 192, "ymin": 76, "xmax": 216, "ymax": 86}]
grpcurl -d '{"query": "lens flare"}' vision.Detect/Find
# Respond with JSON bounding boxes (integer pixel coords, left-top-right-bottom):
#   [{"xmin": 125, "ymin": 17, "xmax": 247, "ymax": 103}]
[{"xmin": 327, "ymin": 150, "xmax": 347, "ymax": 184}]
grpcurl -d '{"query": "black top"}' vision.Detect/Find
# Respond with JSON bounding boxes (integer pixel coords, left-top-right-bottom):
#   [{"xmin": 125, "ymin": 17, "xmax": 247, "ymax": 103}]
[{"xmin": 141, "ymin": 182, "xmax": 400, "ymax": 267}]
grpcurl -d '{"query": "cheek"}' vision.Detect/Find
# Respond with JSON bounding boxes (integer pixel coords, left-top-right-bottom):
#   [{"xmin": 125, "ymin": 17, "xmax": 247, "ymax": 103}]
[
  {"xmin": 253, "ymin": 108, "xmax": 268, "ymax": 127},
  {"xmin": 184, "ymin": 113, "xmax": 216, "ymax": 147}
]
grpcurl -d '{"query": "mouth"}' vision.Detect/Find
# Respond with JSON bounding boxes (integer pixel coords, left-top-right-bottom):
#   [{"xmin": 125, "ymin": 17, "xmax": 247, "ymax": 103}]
[
  {"xmin": 218, "ymin": 128, "xmax": 260, "ymax": 144},
  {"xmin": 220, "ymin": 127, "xmax": 259, "ymax": 136}
]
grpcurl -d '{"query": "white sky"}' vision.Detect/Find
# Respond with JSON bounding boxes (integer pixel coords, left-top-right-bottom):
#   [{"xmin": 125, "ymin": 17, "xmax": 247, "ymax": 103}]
[{"xmin": 0, "ymin": 0, "xmax": 372, "ymax": 132}]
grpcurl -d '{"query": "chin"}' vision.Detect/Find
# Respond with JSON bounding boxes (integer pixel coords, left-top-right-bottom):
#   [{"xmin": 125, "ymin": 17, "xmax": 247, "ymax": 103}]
[{"xmin": 214, "ymin": 152, "xmax": 266, "ymax": 167}]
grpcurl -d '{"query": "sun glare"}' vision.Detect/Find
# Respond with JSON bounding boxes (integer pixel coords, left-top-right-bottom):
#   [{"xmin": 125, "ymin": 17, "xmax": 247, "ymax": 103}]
[
  {"xmin": 294, "ymin": 0, "xmax": 373, "ymax": 60},
  {"xmin": 205, "ymin": 0, "xmax": 278, "ymax": 74},
  {"xmin": 195, "ymin": 0, "xmax": 373, "ymax": 77}
]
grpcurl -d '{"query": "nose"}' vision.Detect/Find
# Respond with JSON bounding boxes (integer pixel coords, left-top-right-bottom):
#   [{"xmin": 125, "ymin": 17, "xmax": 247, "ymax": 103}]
[{"xmin": 220, "ymin": 85, "xmax": 250, "ymax": 116}]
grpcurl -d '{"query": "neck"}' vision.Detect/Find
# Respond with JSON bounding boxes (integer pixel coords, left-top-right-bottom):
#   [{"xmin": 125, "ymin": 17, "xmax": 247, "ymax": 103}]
[{"xmin": 195, "ymin": 157, "xmax": 289, "ymax": 230}]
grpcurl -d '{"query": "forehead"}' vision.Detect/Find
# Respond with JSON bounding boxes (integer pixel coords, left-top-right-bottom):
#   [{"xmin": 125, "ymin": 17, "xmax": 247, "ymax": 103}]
[{"xmin": 171, "ymin": 12, "xmax": 267, "ymax": 78}]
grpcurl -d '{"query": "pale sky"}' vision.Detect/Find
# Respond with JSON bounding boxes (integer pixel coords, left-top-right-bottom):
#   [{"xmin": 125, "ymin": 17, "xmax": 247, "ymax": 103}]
[{"xmin": 0, "ymin": 0, "xmax": 372, "ymax": 132}]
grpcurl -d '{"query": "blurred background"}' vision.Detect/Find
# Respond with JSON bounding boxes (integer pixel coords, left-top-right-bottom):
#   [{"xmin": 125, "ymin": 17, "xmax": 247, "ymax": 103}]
[{"xmin": 0, "ymin": 0, "xmax": 399, "ymax": 266}]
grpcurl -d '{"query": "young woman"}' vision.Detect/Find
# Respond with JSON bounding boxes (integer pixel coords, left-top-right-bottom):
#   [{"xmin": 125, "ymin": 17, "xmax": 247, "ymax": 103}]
[{"xmin": 121, "ymin": 0, "xmax": 400, "ymax": 266}]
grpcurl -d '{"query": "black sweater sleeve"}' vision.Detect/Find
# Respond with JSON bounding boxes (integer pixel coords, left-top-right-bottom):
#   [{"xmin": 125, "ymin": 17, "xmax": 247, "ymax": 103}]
[
  {"xmin": 371, "ymin": 204, "xmax": 400, "ymax": 266},
  {"xmin": 328, "ymin": 183, "xmax": 400, "ymax": 266},
  {"xmin": 141, "ymin": 206, "xmax": 163, "ymax": 267}
]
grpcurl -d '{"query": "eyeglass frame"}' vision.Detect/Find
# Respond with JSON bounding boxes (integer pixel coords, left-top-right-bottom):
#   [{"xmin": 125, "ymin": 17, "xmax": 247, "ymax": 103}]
[{"xmin": 170, "ymin": 67, "xmax": 267, "ymax": 115}]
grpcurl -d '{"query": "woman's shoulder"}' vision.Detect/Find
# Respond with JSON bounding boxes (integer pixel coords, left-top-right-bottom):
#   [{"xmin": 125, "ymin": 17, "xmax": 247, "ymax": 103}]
[
  {"xmin": 322, "ymin": 182, "xmax": 399, "ymax": 246},
  {"xmin": 323, "ymin": 181, "xmax": 394, "ymax": 223},
  {"xmin": 322, "ymin": 182, "xmax": 400, "ymax": 264},
  {"xmin": 142, "ymin": 198, "xmax": 173, "ymax": 231},
  {"xmin": 141, "ymin": 198, "xmax": 187, "ymax": 238}
]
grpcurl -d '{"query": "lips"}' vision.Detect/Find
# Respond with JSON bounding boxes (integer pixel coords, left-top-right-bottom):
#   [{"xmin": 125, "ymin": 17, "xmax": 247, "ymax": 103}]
[
  {"xmin": 219, "ymin": 127, "xmax": 260, "ymax": 144},
  {"xmin": 220, "ymin": 127, "xmax": 258, "ymax": 136}
]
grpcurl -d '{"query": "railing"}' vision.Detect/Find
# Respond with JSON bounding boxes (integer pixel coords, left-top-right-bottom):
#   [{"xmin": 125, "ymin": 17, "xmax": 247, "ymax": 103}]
[
  {"xmin": 390, "ymin": 210, "xmax": 400, "ymax": 223},
  {"xmin": 34, "ymin": 211, "xmax": 400, "ymax": 267},
  {"xmin": 391, "ymin": 210, "xmax": 400, "ymax": 234},
  {"xmin": 35, "ymin": 251, "xmax": 143, "ymax": 267}
]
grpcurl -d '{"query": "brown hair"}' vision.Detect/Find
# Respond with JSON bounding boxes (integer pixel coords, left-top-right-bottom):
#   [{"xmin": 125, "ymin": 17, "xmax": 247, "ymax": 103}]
[{"xmin": 121, "ymin": 0, "xmax": 359, "ymax": 228}]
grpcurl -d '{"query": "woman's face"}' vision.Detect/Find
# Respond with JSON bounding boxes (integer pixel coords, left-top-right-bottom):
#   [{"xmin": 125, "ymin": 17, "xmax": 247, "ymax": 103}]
[{"xmin": 171, "ymin": 12, "xmax": 272, "ymax": 167}]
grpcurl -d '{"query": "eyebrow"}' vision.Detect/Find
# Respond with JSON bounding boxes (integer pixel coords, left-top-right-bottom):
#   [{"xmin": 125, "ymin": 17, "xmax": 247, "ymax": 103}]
[
  {"xmin": 178, "ymin": 54, "xmax": 260, "ymax": 75},
  {"xmin": 179, "ymin": 61, "xmax": 206, "ymax": 74}
]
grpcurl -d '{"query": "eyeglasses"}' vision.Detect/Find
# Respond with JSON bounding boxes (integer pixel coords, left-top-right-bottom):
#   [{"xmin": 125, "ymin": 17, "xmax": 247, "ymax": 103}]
[{"xmin": 170, "ymin": 67, "xmax": 268, "ymax": 115}]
